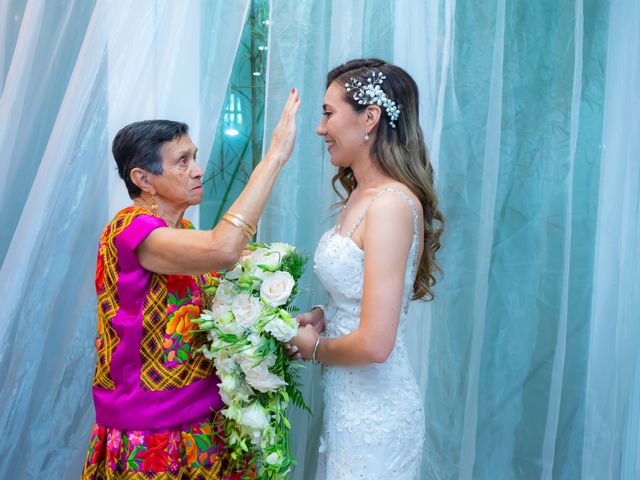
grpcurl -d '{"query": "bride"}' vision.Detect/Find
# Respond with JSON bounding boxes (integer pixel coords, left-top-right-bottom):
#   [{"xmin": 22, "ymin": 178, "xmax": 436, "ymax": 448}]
[{"xmin": 289, "ymin": 58, "xmax": 444, "ymax": 479}]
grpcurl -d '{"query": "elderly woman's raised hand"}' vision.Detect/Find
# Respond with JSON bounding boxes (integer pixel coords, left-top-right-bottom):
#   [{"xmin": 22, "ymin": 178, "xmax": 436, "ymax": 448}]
[
  {"xmin": 265, "ymin": 89, "xmax": 301, "ymax": 168},
  {"xmin": 114, "ymin": 91, "xmax": 302, "ymax": 278}
]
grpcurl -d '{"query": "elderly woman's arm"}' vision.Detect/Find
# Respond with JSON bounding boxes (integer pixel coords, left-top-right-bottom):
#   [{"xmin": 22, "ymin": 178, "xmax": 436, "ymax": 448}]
[{"xmin": 136, "ymin": 91, "xmax": 300, "ymax": 275}]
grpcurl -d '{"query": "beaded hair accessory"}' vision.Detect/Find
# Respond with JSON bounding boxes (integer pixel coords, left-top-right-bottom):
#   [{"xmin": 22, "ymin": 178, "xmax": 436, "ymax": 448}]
[{"xmin": 345, "ymin": 71, "xmax": 400, "ymax": 128}]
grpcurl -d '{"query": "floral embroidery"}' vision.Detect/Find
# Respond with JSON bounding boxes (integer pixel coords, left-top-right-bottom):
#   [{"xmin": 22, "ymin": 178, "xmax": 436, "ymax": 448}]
[
  {"xmin": 88, "ymin": 424, "xmax": 106, "ymax": 465},
  {"xmin": 95, "ymin": 245, "xmax": 105, "ymax": 292},
  {"xmin": 138, "ymin": 432, "xmax": 170, "ymax": 472},
  {"xmin": 163, "ymin": 274, "xmax": 203, "ymax": 366},
  {"xmin": 81, "ymin": 417, "xmax": 255, "ymax": 478}
]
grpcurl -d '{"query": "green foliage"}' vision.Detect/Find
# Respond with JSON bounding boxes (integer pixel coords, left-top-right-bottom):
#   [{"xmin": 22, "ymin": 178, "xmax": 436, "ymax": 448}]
[{"xmin": 279, "ymin": 251, "xmax": 308, "ymax": 283}]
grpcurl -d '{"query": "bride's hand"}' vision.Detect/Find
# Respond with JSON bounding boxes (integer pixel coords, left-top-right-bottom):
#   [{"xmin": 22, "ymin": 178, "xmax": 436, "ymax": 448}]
[
  {"xmin": 265, "ymin": 88, "xmax": 301, "ymax": 168},
  {"xmin": 285, "ymin": 343, "xmax": 302, "ymax": 361},
  {"xmin": 296, "ymin": 307, "xmax": 325, "ymax": 335}
]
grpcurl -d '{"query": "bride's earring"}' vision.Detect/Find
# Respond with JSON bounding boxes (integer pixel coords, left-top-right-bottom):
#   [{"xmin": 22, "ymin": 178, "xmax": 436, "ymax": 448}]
[{"xmin": 364, "ymin": 129, "xmax": 370, "ymax": 142}]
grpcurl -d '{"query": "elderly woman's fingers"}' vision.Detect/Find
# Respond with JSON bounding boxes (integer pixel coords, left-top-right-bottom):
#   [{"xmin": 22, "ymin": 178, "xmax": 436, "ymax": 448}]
[
  {"xmin": 278, "ymin": 90, "xmax": 295, "ymax": 123},
  {"xmin": 288, "ymin": 89, "xmax": 300, "ymax": 112},
  {"xmin": 278, "ymin": 95, "xmax": 298, "ymax": 130},
  {"xmin": 266, "ymin": 91, "xmax": 300, "ymax": 167},
  {"xmin": 285, "ymin": 88, "xmax": 299, "ymax": 110}
]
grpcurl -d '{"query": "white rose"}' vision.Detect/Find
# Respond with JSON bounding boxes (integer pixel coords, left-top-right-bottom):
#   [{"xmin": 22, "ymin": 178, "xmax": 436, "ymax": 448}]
[
  {"xmin": 238, "ymin": 255, "xmax": 256, "ymax": 275},
  {"xmin": 218, "ymin": 374, "xmax": 239, "ymax": 405},
  {"xmin": 213, "ymin": 280, "xmax": 235, "ymax": 305},
  {"xmin": 220, "ymin": 373, "xmax": 238, "ymax": 392},
  {"xmin": 222, "ymin": 404, "xmax": 241, "ymax": 421},
  {"xmin": 215, "ymin": 311, "xmax": 244, "ymax": 336},
  {"xmin": 252, "ymin": 268, "xmax": 268, "ymax": 281},
  {"xmin": 214, "ymin": 353, "xmax": 237, "ymax": 375},
  {"xmin": 239, "ymin": 353, "xmax": 287, "ymax": 393},
  {"xmin": 246, "ymin": 249, "xmax": 274, "ymax": 281},
  {"xmin": 218, "ymin": 369, "xmax": 254, "ymax": 405},
  {"xmin": 264, "ymin": 312, "xmax": 298, "ymax": 342},
  {"xmin": 201, "ymin": 344, "xmax": 215, "ymax": 360},
  {"xmin": 231, "ymin": 293, "xmax": 263, "ymax": 330},
  {"xmin": 209, "ymin": 300, "xmax": 232, "ymax": 322},
  {"xmin": 219, "ymin": 389, "xmax": 231, "ymax": 406},
  {"xmin": 269, "ymin": 242, "xmax": 294, "ymax": 258},
  {"xmin": 250, "ymin": 247, "xmax": 281, "ymax": 268},
  {"xmin": 211, "ymin": 336, "xmax": 227, "ymax": 351},
  {"xmin": 224, "ymin": 264, "xmax": 243, "ymax": 280},
  {"xmin": 247, "ymin": 332, "xmax": 267, "ymax": 347},
  {"xmin": 249, "ymin": 244, "xmax": 293, "ymax": 279},
  {"xmin": 234, "ymin": 383, "xmax": 254, "ymax": 403},
  {"xmin": 238, "ymin": 403, "xmax": 269, "ymax": 432},
  {"xmin": 265, "ymin": 452, "xmax": 281, "ymax": 465},
  {"xmin": 260, "ymin": 271, "xmax": 295, "ymax": 307}
]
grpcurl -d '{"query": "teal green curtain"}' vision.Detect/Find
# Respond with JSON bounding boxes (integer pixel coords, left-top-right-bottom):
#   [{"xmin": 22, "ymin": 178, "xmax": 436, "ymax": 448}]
[
  {"xmin": 201, "ymin": 0, "xmax": 269, "ymax": 230},
  {"xmin": 261, "ymin": 0, "xmax": 640, "ymax": 478}
]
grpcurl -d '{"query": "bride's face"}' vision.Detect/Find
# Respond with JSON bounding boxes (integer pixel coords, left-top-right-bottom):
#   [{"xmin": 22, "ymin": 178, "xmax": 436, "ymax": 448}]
[{"xmin": 316, "ymin": 81, "xmax": 368, "ymax": 167}]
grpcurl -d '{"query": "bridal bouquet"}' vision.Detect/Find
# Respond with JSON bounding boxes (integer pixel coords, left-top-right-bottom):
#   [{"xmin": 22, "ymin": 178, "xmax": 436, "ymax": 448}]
[{"xmin": 194, "ymin": 242, "xmax": 310, "ymax": 479}]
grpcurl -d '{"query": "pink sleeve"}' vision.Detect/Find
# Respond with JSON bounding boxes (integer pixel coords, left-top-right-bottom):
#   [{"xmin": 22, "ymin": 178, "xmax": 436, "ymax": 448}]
[
  {"xmin": 117, "ymin": 214, "xmax": 167, "ymax": 252},
  {"xmin": 114, "ymin": 214, "xmax": 167, "ymax": 275}
]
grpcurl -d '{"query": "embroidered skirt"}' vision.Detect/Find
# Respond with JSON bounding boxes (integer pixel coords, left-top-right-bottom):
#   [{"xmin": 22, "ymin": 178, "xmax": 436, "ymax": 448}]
[{"xmin": 80, "ymin": 413, "xmax": 255, "ymax": 479}]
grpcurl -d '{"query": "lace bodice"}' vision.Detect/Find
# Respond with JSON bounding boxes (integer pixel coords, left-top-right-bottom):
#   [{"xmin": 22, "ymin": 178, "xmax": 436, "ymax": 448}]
[
  {"xmin": 315, "ymin": 188, "xmax": 419, "ymax": 333},
  {"xmin": 312, "ymin": 187, "xmax": 425, "ymax": 480}
]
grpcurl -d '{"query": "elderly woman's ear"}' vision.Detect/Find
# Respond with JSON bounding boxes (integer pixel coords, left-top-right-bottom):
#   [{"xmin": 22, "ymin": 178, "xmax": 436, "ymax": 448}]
[{"xmin": 130, "ymin": 167, "xmax": 155, "ymax": 194}]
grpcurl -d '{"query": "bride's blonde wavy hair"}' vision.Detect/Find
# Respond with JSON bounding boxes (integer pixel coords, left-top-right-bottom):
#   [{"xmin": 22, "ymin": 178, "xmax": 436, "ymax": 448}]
[{"xmin": 326, "ymin": 58, "xmax": 444, "ymax": 301}]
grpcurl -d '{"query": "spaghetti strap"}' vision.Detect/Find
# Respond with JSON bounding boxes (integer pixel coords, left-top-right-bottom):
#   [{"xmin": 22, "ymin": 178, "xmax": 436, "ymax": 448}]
[{"xmin": 345, "ymin": 187, "xmax": 418, "ymax": 239}]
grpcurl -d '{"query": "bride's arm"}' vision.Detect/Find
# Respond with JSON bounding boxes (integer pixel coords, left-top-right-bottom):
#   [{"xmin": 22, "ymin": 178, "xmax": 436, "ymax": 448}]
[{"xmin": 292, "ymin": 193, "xmax": 420, "ymax": 366}]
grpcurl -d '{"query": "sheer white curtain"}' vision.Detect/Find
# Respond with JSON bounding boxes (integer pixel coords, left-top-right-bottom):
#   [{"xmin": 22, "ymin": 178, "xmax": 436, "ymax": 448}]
[
  {"xmin": 583, "ymin": 0, "xmax": 640, "ymax": 477},
  {"xmin": 0, "ymin": 1, "xmax": 248, "ymax": 478},
  {"xmin": 262, "ymin": 1, "xmax": 640, "ymax": 479}
]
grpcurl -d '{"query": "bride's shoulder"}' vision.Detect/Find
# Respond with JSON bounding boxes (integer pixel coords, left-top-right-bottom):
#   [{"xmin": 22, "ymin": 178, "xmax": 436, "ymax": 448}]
[
  {"xmin": 361, "ymin": 188, "xmax": 420, "ymax": 253},
  {"xmin": 369, "ymin": 184, "xmax": 423, "ymax": 219},
  {"xmin": 361, "ymin": 189, "xmax": 419, "ymax": 243}
]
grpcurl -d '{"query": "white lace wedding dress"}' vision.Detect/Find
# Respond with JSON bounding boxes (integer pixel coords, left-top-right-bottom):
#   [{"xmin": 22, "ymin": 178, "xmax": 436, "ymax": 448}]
[{"xmin": 313, "ymin": 187, "xmax": 425, "ymax": 480}]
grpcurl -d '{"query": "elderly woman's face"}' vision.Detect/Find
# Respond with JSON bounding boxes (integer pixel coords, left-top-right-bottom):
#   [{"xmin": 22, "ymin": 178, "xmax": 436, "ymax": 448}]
[{"xmin": 153, "ymin": 134, "xmax": 204, "ymax": 209}]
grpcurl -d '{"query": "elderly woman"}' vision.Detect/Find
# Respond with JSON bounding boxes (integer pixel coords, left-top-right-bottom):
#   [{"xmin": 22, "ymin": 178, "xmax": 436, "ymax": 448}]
[{"xmin": 80, "ymin": 91, "xmax": 300, "ymax": 479}]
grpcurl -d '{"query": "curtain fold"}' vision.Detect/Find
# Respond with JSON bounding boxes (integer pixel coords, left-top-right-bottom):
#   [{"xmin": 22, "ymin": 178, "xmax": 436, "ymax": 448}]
[
  {"xmin": 0, "ymin": 2, "xmax": 248, "ymax": 478},
  {"xmin": 583, "ymin": 0, "xmax": 640, "ymax": 478}
]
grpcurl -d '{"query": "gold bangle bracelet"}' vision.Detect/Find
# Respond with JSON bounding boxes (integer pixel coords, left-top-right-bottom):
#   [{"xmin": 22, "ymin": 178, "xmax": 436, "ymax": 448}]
[
  {"xmin": 225, "ymin": 212, "xmax": 256, "ymax": 236},
  {"xmin": 229, "ymin": 215, "xmax": 256, "ymax": 236},
  {"xmin": 222, "ymin": 214, "xmax": 252, "ymax": 235},
  {"xmin": 221, "ymin": 215, "xmax": 253, "ymax": 240},
  {"xmin": 222, "ymin": 213, "xmax": 254, "ymax": 233},
  {"xmin": 222, "ymin": 219, "xmax": 252, "ymax": 240}
]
